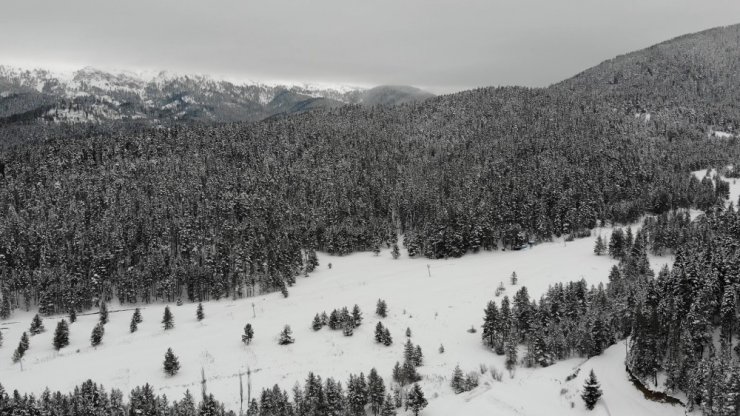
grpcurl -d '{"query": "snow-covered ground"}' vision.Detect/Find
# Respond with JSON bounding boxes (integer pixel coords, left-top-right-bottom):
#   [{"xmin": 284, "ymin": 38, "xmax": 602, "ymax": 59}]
[
  {"xmin": 7, "ymin": 168, "xmax": 736, "ymax": 415},
  {"xmin": 0, "ymin": 229, "xmax": 676, "ymax": 415}
]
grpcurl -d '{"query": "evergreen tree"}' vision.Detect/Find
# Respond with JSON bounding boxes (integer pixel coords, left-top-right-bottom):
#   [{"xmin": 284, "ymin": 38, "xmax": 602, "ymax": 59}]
[
  {"xmin": 404, "ymin": 339, "xmax": 415, "ymax": 363},
  {"xmin": 329, "ymin": 309, "xmax": 340, "ymax": 330},
  {"xmin": 130, "ymin": 313, "xmax": 138, "ymax": 333},
  {"xmin": 99, "ymin": 302, "xmax": 109, "ymax": 325},
  {"xmin": 368, "ymin": 368, "xmax": 386, "ymax": 415},
  {"xmin": 594, "ymin": 235, "xmax": 606, "ymax": 255},
  {"xmin": 581, "ymin": 370, "xmax": 602, "ymax": 410},
  {"xmin": 279, "ymin": 325, "xmax": 295, "ymax": 345},
  {"xmin": 320, "ymin": 311, "xmax": 329, "ymax": 326},
  {"xmin": 163, "ymin": 348, "xmax": 181, "ymax": 376},
  {"xmin": 19, "ymin": 331, "xmax": 29, "ymax": 353},
  {"xmin": 52, "ymin": 319, "xmax": 70, "ymax": 350},
  {"xmin": 29, "ymin": 314, "xmax": 45, "ymax": 335},
  {"xmin": 481, "ymin": 300, "xmax": 499, "ymax": 349},
  {"xmin": 406, "ymin": 383, "xmax": 428, "ymax": 416},
  {"xmin": 402, "ymin": 360, "xmax": 420, "ymax": 384},
  {"xmin": 196, "ymin": 303, "xmax": 204, "ymax": 321},
  {"xmin": 391, "ymin": 243, "xmax": 400, "ymax": 260},
  {"xmin": 312, "ymin": 313, "xmax": 323, "ymax": 331},
  {"xmin": 375, "ymin": 322, "xmax": 386, "ymax": 343},
  {"xmin": 352, "ymin": 304, "xmax": 363, "ymax": 327},
  {"xmin": 343, "ymin": 319, "xmax": 354, "ymax": 336},
  {"xmin": 413, "ymin": 345, "xmax": 423, "ymax": 366},
  {"xmin": 133, "ymin": 308, "xmax": 143, "ymax": 324},
  {"xmin": 91, "ymin": 322, "xmax": 105, "ymax": 347},
  {"xmin": 505, "ymin": 333, "xmax": 518, "ymax": 374},
  {"xmin": 12, "ymin": 346, "xmax": 23, "ymax": 363},
  {"xmin": 162, "ymin": 306, "xmax": 174, "ymax": 330},
  {"xmin": 383, "ymin": 328, "xmax": 393, "ymax": 346},
  {"xmin": 608, "ymin": 229, "xmax": 625, "ymax": 259},
  {"xmin": 451, "ymin": 365, "xmax": 465, "ymax": 393},
  {"xmin": 242, "ymin": 323, "xmax": 254, "ymax": 344},
  {"xmin": 0, "ymin": 295, "xmax": 10, "ymax": 320},
  {"xmin": 406, "ymin": 327, "xmax": 412, "ymax": 337},
  {"xmin": 376, "ymin": 299, "xmax": 388, "ymax": 318},
  {"xmin": 380, "ymin": 394, "xmax": 396, "ymax": 416}
]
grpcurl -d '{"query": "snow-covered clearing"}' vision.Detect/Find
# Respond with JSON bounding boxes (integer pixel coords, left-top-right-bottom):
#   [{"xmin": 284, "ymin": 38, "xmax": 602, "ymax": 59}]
[
  {"xmin": 0, "ymin": 231, "xmax": 675, "ymax": 415},
  {"xmin": 5, "ymin": 168, "xmax": 735, "ymax": 415}
]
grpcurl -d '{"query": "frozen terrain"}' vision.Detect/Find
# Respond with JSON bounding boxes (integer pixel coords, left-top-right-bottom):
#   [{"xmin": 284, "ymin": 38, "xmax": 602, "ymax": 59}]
[
  {"xmin": 3, "ymin": 169, "xmax": 734, "ymax": 415},
  {"xmin": 0, "ymin": 230, "xmax": 675, "ymax": 415}
]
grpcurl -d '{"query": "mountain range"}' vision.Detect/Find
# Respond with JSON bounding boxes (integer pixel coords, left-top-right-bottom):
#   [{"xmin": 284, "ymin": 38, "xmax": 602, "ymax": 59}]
[{"xmin": 0, "ymin": 66, "xmax": 434, "ymax": 125}]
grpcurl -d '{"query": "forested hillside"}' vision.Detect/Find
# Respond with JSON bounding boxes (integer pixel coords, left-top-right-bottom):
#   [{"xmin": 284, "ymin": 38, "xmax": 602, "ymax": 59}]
[{"xmin": 1, "ymin": 25, "xmax": 739, "ymax": 317}]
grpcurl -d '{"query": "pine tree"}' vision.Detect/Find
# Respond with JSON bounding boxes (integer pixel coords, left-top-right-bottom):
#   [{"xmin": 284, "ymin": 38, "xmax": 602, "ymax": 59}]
[
  {"xmin": 91, "ymin": 322, "xmax": 105, "ymax": 347},
  {"xmin": 392, "ymin": 362, "xmax": 403, "ymax": 384},
  {"xmin": 451, "ymin": 365, "xmax": 465, "ymax": 393},
  {"xmin": 343, "ymin": 319, "xmax": 354, "ymax": 336},
  {"xmin": 581, "ymin": 370, "xmax": 602, "ymax": 410},
  {"xmin": 368, "ymin": 368, "xmax": 386, "ymax": 415},
  {"xmin": 196, "ymin": 303, "xmax": 204, "ymax": 321},
  {"xmin": 69, "ymin": 309, "xmax": 77, "ymax": 323},
  {"xmin": 0, "ymin": 295, "xmax": 11, "ymax": 320},
  {"xmin": 163, "ymin": 348, "xmax": 181, "ymax": 376},
  {"xmin": 383, "ymin": 328, "xmax": 393, "ymax": 346},
  {"xmin": 375, "ymin": 322, "xmax": 386, "ymax": 343},
  {"xmin": 406, "ymin": 327, "xmax": 412, "ymax": 337},
  {"xmin": 404, "ymin": 339, "xmax": 415, "ymax": 363},
  {"xmin": 312, "ymin": 313, "xmax": 323, "ymax": 331},
  {"xmin": 19, "ymin": 332, "xmax": 29, "ymax": 353},
  {"xmin": 162, "ymin": 306, "xmax": 174, "ymax": 330},
  {"xmin": 133, "ymin": 308, "xmax": 143, "ymax": 324},
  {"xmin": 505, "ymin": 333, "xmax": 518, "ymax": 374},
  {"xmin": 608, "ymin": 229, "xmax": 625, "ymax": 259},
  {"xmin": 376, "ymin": 299, "xmax": 388, "ymax": 318},
  {"xmin": 130, "ymin": 313, "xmax": 138, "ymax": 333},
  {"xmin": 29, "ymin": 314, "xmax": 45, "ymax": 335},
  {"xmin": 391, "ymin": 243, "xmax": 400, "ymax": 260},
  {"xmin": 352, "ymin": 304, "xmax": 363, "ymax": 327},
  {"xmin": 12, "ymin": 346, "xmax": 23, "ymax": 363},
  {"xmin": 329, "ymin": 309, "xmax": 340, "ymax": 330},
  {"xmin": 242, "ymin": 323, "xmax": 254, "ymax": 344},
  {"xmin": 481, "ymin": 300, "xmax": 499, "ymax": 349},
  {"xmin": 52, "ymin": 319, "xmax": 70, "ymax": 350},
  {"xmin": 402, "ymin": 360, "xmax": 420, "ymax": 384},
  {"xmin": 413, "ymin": 345, "xmax": 423, "ymax": 366},
  {"xmin": 279, "ymin": 325, "xmax": 294, "ymax": 345},
  {"xmin": 406, "ymin": 383, "xmax": 428, "ymax": 416},
  {"xmin": 594, "ymin": 235, "xmax": 606, "ymax": 255},
  {"xmin": 99, "ymin": 302, "xmax": 109, "ymax": 325},
  {"xmin": 380, "ymin": 394, "xmax": 396, "ymax": 416}
]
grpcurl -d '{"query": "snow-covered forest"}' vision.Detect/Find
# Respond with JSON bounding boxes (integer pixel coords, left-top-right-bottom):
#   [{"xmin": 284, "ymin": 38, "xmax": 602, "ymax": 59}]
[{"xmin": 2, "ymin": 20, "xmax": 740, "ymax": 416}]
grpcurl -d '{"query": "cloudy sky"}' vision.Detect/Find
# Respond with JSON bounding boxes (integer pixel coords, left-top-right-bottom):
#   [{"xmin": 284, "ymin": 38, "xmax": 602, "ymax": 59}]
[{"xmin": 1, "ymin": 0, "xmax": 739, "ymax": 93}]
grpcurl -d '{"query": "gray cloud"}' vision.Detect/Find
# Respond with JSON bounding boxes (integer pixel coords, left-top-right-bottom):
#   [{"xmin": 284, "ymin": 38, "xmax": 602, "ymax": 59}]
[{"xmin": 1, "ymin": 0, "xmax": 739, "ymax": 93}]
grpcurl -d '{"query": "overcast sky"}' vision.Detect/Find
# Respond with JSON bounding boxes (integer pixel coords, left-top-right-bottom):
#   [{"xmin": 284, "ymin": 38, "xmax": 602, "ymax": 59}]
[{"xmin": 1, "ymin": 0, "xmax": 739, "ymax": 93}]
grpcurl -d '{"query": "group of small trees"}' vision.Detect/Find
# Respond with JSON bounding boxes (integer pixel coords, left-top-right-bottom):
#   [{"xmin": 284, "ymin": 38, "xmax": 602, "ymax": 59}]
[
  {"xmin": 374, "ymin": 322, "xmax": 393, "ymax": 346},
  {"xmin": 314, "ymin": 304, "xmax": 363, "ymax": 336},
  {"xmin": 450, "ymin": 365, "xmax": 480, "ymax": 394}
]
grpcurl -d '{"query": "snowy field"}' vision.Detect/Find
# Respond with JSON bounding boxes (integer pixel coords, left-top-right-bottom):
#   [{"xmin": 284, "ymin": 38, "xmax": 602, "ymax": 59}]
[
  {"xmin": 0, "ymin": 231, "xmax": 676, "ymax": 416},
  {"xmin": 3, "ymin": 168, "xmax": 735, "ymax": 415}
]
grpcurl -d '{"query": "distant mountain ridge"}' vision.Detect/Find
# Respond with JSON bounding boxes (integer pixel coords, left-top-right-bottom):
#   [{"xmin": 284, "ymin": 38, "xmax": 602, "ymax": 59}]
[{"xmin": 0, "ymin": 65, "xmax": 434, "ymax": 125}]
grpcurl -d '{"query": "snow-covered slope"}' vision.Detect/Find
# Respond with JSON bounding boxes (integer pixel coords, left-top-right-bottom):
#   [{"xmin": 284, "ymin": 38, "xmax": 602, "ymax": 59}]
[{"xmin": 1, "ymin": 224, "xmax": 677, "ymax": 415}]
